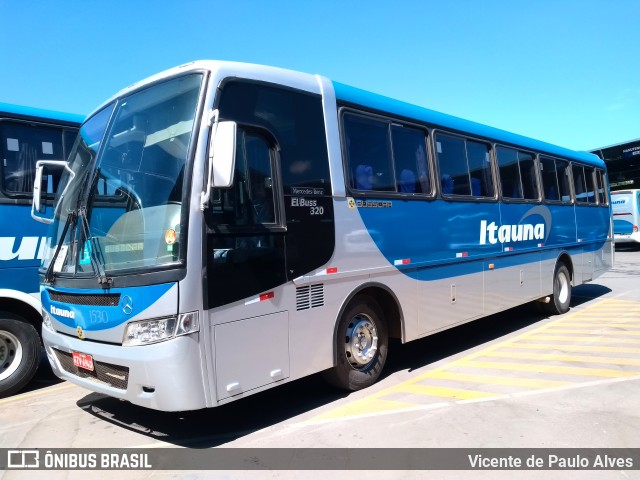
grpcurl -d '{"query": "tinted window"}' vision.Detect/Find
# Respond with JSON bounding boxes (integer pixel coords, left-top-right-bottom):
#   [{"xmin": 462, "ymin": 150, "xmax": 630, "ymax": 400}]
[
  {"xmin": 0, "ymin": 120, "xmax": 77, "ymax": 195},
  {"xmin": 343, "ymin": 112, "xmax": 431, "ymax": 195},
  {"xmin": 556, "ymin": 159, "xmax": 572, "ymax": 202},
  {"xmin": 391, "ymin": 125, "xmax": 430, "ymax": 194},
  {"xmin": 497, "ymin": 146, "xmax": 539, "ymax": 200},
  {"xmin": 435, "ymin": 133, "xmax": 493, "ymax": 197},
  {"xmin": 344, "ymin": 114, "xmax": 394, "ymax": 192},
  {"xmin": 595, "ymin": 168, "xmax": 608, "ymax": 205},
  {"xmin": 217, "ymin": 81, "xmax": 330, "ymax": 192},
  {"xmin": 573, "ymin": 164, "xmax": 596, "ymax": 204},
  {"xmin": 212, "ymin": 129, "xmax": 277, "ymax": 228},
  {"xmin": 540, "ymin": 156, "xmax": 560, "ymax": 201}
]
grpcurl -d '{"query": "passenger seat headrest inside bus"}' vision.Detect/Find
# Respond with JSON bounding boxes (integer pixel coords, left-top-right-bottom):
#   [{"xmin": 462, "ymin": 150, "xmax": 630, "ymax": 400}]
[
  {"xmin": 356, "ymin": 164, "xmax": 373, "ymax": 190},
  {"xmin": 441, "ymin": 174, "xmax": 454, "ymax": 195},
  {"xmin": 400, "ymin": 169, "xmax": 416, "ymax": 193}
]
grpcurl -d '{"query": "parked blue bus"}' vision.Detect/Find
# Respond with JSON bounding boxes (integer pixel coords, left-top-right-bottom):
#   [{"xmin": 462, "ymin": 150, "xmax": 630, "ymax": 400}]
[
  {"xmin": 32, "ymin": 62, "xmax": 613, "ymax": 411},
  {"xmin": 0, "ymin": 103, "xmax": 82, "ymax": 397}
]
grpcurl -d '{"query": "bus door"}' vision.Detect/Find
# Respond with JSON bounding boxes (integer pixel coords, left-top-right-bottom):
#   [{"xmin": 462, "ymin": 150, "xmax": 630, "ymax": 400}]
[{"xmin": 205, "ymin": 127, "xmax": 289, "ymax": 401}]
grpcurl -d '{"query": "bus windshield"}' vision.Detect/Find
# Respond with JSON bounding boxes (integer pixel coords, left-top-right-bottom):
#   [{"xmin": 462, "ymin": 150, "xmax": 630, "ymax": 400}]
[{"xmin": 43, "ymin": 73, "xmax": 203, "ymax": 279}]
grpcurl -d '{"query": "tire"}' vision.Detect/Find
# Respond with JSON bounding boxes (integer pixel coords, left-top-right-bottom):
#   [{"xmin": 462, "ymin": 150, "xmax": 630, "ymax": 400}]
[
  {"xmin": 541, "ymin": 263, "xmax": 572, "ymax": 315},
  {"xmin": 0, "ymin": 317, "xmax": 41, "ymax": 398},
  {"xmin": 323, "ymin": 295, "xmax": 388, "ymax": 391}
]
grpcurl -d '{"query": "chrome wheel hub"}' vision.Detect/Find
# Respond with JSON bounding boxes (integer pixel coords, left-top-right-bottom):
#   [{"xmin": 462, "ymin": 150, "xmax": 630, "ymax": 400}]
[{"xmin": 344, "ymin": 314, "xmax": 378, "ymax": 369}]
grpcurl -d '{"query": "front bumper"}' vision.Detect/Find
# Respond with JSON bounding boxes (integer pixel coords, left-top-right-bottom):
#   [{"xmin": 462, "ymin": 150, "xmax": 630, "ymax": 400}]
[{"xmin": 43, "ymin": 326, "xmax": 209, "ymax": 411}]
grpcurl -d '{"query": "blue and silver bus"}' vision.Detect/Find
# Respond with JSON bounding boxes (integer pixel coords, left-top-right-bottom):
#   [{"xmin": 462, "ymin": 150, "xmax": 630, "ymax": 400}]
[
  {"xmin": 611, "ymin": 189, "xmax": 640, "ymax": 244},
  {"xmin": 32, "ymin": 61, "xmax": 613, "ymax": 411},
  {"xmin": 0, "ymin": 103, "xmax": 81, "ymax": 397}
]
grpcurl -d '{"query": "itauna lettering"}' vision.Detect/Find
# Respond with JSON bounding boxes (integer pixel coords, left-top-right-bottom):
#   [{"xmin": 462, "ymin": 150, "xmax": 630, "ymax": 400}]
[
  {"xmin": 0, "ymin": 236, "xmax": 47, "ymax": 261},
  {"xmin": 50, "ymin": 305, "xmax": 75, "ymax": 319},
  {"xmin": 479, "ymin": 220, "xmax": 544, "ymax": 245}
]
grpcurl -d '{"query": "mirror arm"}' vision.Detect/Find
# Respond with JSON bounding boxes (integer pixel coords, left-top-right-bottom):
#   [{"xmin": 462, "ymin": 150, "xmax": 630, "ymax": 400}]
[{"xmin": 200, "ymin": 109, "xmax": 220, "ymax": 211}]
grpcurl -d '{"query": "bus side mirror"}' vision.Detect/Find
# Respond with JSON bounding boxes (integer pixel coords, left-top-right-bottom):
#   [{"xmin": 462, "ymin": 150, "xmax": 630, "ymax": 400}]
[
  {"xmin": 211, "ymin": 121, "xmax": 237, "ymax": 188},
  {"xmin": 201, "ymin": 120, "xmax": 237, "ymax": 211},
  {"xmin": 31, "ymin": 160, "xmax": 75, "ymax": 224}
]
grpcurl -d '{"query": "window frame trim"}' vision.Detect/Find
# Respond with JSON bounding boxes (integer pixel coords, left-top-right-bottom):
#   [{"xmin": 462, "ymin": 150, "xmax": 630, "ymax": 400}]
[
  {"xmin": 339, "ymin": 106, "xmax": 435, "ymax": 199},
  {"xmin": 432, "ymin": 129, "xmax": 498, "ymax": 202},
  {"xmin": 208, "ymin": 123, "xmax": 287, "ymax": 235}
]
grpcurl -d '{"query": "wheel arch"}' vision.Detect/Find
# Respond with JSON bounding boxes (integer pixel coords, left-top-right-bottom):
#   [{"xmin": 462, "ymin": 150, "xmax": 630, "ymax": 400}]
[
  {"xmin": 0, "ymin": 289, "xmax": 43, "ymax": 337},
  {"xmin": 330, "ymin": 282, "xmax": 403, "ymax": 365},
  {"xmin": 556, "ymin": 252, "xmax": 575, "ymax": 285}
]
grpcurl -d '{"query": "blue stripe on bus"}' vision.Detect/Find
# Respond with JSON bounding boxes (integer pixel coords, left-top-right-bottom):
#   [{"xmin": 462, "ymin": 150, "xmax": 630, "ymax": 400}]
[
  {"xmin": 353, "ymin": 200, "xmax": 607, "ymax": 280},
  {"xmin": 42, "ymin": 282, "xmax": 175, "ymax": 331},
  {"xmin": 333, "ymin": 82, "xmax": 602, "ymax": 167}
]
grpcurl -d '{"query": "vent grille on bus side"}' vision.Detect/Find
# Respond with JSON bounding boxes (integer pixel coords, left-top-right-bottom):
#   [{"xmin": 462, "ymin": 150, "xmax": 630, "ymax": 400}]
[
  {"xmin": 296, "ymin": 284, "xmax": 325, "ymax": 311},
  {"xmin": 48, "ymin": 291, "xmax": 121, "ymax": 307}
]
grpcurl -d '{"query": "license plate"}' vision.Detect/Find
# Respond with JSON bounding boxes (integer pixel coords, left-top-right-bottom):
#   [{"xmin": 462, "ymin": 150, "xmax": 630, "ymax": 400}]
[{"xmin": 72, "ymin": 351, "xmax": 94, "ymax": 372}]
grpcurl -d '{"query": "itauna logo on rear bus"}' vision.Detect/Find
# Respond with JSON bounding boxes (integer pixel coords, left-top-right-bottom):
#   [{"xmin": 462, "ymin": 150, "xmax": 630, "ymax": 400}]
[{"xmin": 479, "ymin": 205, "xmax": 552, "ymax": 246}]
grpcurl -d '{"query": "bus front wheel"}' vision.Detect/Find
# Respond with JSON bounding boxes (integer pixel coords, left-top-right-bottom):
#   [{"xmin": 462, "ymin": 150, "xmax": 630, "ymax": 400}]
[
  {"xmin": 324, "ymin": 295, "xmax": 388, "ymax": 391},
  {"xmin": 0, "ymin": 317, "xmax": 40, "ymax": 398},
  {"xmin": 541, "ymin": 264, "xmax": 572, "ymax": 315}
]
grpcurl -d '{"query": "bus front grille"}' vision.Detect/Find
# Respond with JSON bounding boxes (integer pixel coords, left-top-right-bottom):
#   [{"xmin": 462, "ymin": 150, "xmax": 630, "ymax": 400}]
[
  {"xmin": 48, "ymin": 291, "xmax": 121, "ymax": 307},
  {"xmin": 53, "ymin": 348, "xmax": 129, "ymax": 390}
]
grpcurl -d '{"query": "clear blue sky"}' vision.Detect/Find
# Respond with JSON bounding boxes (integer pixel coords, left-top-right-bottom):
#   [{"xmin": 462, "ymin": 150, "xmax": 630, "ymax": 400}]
[{"xmin": 1, "ymin": 0, "xmax": 638, "ymax": 151}]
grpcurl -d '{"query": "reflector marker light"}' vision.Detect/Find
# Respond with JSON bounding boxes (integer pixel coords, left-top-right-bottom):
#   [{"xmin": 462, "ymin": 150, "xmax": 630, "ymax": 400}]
[
  {"xmin": 245, "ymin": 291, "xmax": 275, "ymax": 305},
  {"xmin": 326, "ymin": 267, "xmax": 338, "ymax": 274},
  {"xmin": 455, "ymin": 252, "xmax": 469, "ymax": 258},
  {"xmin": 394, "ymin": 258, "xmax": 411, "ymax": 265},
  {"xmin": 504, "ymin": 247, "xmax": 514, "ymax": 252},
  {"xmin": 538, "ymin": 243, "xmax": 545, "ymax": 247}
]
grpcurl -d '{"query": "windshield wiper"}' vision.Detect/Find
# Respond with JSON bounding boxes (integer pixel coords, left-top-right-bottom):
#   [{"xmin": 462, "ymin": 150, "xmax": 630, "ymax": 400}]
[{"xmin": 78, "ymin": 206, "xmax": 113, "ymax": 289}]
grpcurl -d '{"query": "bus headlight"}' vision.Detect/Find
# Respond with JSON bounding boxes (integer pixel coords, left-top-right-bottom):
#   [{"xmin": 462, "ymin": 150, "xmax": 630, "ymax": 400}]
[{"xmin": 123, "ymin": 312, "xmax": 199, "ymax": 346}]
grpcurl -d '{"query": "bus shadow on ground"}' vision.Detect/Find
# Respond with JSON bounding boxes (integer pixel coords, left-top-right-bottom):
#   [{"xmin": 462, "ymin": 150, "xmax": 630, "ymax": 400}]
[{"xmin": 76, "ymin": 283, "xmax": 611, "ymax": 448}]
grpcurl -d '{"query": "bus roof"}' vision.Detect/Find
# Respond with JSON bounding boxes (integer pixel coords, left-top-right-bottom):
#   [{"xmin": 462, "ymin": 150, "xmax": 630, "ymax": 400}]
[
  {"xmin": 0, "ymin": 102, "xmax": 84, "ymax": 125},
  {"xmin": 333, "ymin": 81, "xmax": 603, "ymax": 167},
  {"xmin": 82, "ymin": 59, "xmax": 604, "ymax": 167}
]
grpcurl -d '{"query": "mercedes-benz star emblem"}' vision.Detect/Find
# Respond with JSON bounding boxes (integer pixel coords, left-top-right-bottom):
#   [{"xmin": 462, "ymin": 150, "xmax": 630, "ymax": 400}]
[{"xmin": 122, "ymin": 295, "xmax": 134, "ymax": 315}]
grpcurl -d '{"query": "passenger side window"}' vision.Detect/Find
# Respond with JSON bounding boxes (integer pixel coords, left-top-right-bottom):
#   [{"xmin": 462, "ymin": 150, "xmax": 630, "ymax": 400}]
[
  {"xmin": 343, "ymin": 112, "xmax": 431, "ymax": 195},
  {"xmin": 556, "ymin": 159, "xmax": 572, "ymax": 203},
  {"xmin": 497, "ymin": 146, "xmax": 539, "ymax": 200},
  {"xmin": 344, "ymin": 114, "xmax": 394, "ymax": 192},
  {"xmin": 435, "ymin": 133, "xmax": 493, "ymax": 197},
  {"xmin": 573, "ymin": 164, "xmax": 595, "ymax": 204},
  {"xmin": 540, "ymin": 156, "xmax": 560, "ymax": 202},
  {"xmin": 391, "ymin": 125, "xmax": 431, "ymax": 194}
]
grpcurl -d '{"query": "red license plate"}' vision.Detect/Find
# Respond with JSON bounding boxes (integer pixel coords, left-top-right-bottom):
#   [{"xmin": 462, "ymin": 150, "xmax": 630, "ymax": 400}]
[{"xmin": 72, "ymin": 351, "xmax": 94, "ymax": 372}]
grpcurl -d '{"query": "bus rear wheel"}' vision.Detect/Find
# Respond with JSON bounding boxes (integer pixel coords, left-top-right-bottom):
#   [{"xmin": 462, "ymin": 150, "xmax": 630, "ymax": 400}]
[
  {"xmin": 0, "ymin": 317, "xmax": 40, "ymax": 398},
  {"xmin": 323, "ymin": 295, "xmax": 388, "ymax": 391},
  {"xmin": 541, "ymin": 263, "xmax": 572, "ymax": 315}
]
